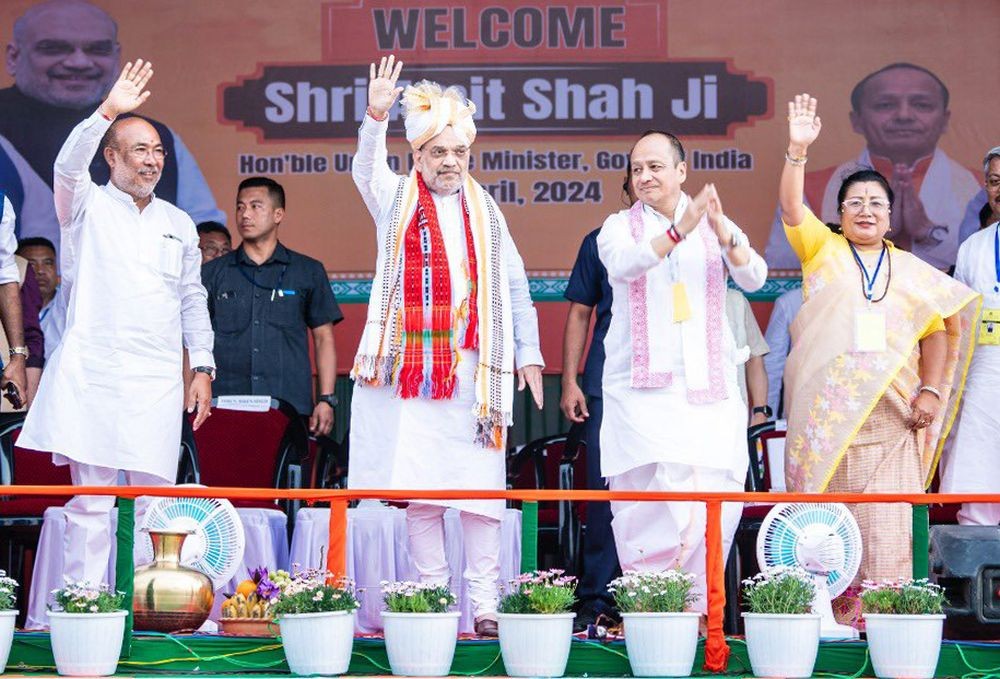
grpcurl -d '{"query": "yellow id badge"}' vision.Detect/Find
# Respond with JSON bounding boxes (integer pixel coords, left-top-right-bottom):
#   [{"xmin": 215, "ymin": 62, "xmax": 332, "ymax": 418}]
[
  {"xmin": 672, "ymin": 282, "xmax": 692, "ymax": 323},
  {"xmin": 854, "ymin": 308, "xmax": 887, "ymax": 353},
  {"xmin": 979, "ymin": 308, "xmax": 1000, "ymax": 346}
]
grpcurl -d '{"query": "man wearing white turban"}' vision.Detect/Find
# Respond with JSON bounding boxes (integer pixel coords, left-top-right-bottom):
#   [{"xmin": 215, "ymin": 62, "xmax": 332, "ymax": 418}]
[{"xmin": 348, "ymin": 55, "xmax": 544, "ymax": 636}]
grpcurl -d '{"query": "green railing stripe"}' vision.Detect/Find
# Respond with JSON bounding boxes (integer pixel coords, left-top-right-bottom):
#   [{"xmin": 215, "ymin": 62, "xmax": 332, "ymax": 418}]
[
  {"xmin": 912, "ymin": 503, "xmax": 930, "ymax": 579},
  {"xmin": 115, "ymin": 497, "xmax": 135, "ymax": 658},
  {"xmin": 520, "ymin": 501, "xmax": 539, "ymax": 573}
]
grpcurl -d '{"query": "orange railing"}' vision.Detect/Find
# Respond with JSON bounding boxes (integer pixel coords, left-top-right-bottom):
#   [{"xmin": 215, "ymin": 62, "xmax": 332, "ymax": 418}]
[{"xmin": 5, "ymin": 484, "xmax": 1000, "ymax": 673}]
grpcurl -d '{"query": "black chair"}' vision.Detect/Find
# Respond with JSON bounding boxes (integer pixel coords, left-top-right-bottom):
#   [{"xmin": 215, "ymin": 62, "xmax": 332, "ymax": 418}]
[
  {"xmin": 724, "ymin": 421, "xmax": 780, "ymax": 633},
  {"xmin": 506, "ymin": 428, "xmax": 583, "ymax": 571},
  {"xmin": 0, "ymin": 413, "xmax": 64, "ymax": 626}
]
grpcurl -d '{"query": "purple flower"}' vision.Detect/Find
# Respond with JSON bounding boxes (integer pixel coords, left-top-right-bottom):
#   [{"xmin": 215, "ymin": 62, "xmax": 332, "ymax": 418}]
[
  {"xmin": 257, "ymin": 576, "xmax": 281, "ymax": 600},
  {"xmin": 250, "ymin": 566, "xmax": 269, "ymax": 583}
]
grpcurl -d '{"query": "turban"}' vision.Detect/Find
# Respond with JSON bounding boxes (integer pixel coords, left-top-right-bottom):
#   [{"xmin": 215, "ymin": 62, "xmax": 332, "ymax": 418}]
[{"xmin": 402, "ymin": 80, "xmax": 477, "ymax": 151}]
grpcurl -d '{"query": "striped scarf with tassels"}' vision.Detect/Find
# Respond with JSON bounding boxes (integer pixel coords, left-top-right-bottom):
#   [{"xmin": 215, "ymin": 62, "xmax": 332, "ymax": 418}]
[
  {"xmin": 352, "ymin": 171, "xmax": 512, "ymax": 449},
  {"xmin": 397, "ymin": 173, "xmax": 478, "ymax": 399}
]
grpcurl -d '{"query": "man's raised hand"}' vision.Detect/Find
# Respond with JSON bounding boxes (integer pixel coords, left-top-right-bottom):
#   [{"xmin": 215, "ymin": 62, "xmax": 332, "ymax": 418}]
[
  {"xmin": 368, "ymin": 55, "xmax": 404, "ymax": 120},
  {"xmin": 99, "ymin": 60, "xmax": 153, "ymax": 120}
]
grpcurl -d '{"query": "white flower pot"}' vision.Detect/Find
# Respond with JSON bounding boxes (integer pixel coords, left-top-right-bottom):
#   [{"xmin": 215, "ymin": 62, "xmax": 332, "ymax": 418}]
[
  {"xmin": 742, "ymin": 613, "xmax": 821, "ymax": 679},
  {"xmin": 0, "ymin": 610, "xmax": 16, "ymax": 672},
  {"xmin": 497, "ymin": 612, "xmax": 575, "ymax": 677},
  {"xmin": 621, "ymin": 611, "xmax": 700, "ymax": 677},
  {"xmin": 47, "ymin": 610, "xmax": 127, "ymax": 676},
  {"xmin": 381, "ymin": 611, "xmax": 460, "ymax": 677},
  {"xmin": 278, "ymin": 610, "xmax": 355, "ymax": 676},
  {"xmin": 863, "ymin": 613, "xmax": 945, "ymax": 679}
]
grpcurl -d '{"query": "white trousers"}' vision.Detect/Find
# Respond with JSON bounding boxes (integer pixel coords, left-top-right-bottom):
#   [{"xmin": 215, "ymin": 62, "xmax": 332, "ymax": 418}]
[
  {"xmin": 608, "ymin": 462, "xmax": 743, "ymax": 614},
  {"xmin": 405, "ymin": 502, "xmax": 501, "ymax": 619},
  {"xmin": 64, "ymin": 461, "xmax": 170, "ymax": 585},
  {"xmin": 958, "ymin": 503, "xmax": 1000, "ymax": 526}
]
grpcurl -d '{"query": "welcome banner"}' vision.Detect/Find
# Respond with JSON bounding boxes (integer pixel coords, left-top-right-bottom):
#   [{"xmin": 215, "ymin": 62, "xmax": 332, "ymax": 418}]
[{"xmin": 1, "ymin": 0, "xmax": 994, "ymax": 281}]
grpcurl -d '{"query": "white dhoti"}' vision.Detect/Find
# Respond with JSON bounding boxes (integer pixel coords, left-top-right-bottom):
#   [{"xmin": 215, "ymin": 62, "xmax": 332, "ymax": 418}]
[
  {"xmin": 609, "ymin": 462, "xmax": 742, "ymax": 614},
  {"xmin": 940, "ymin": 354, "xmax": 1000, "ymax": 525}
]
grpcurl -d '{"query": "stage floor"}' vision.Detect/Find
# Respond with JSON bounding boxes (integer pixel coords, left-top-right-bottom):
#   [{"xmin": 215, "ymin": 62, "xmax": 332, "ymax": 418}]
[{"xmin": 7, "ymin": 631, "xmax": 1000, "ymax": 677}]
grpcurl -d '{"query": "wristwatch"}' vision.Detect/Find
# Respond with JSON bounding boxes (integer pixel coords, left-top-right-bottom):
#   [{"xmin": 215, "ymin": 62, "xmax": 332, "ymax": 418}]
[
  {"xmin": 8, "ymin": 346, "xmax": 28, "ymax": 359},
  {"xmin": 192, "ymin": 365, "xmax": 216, "ymax": 381},
  {"xmin": 752, "ymin": 405, "xmax": 773, "ymax": 418},
  {"xmin": 318, "ymin": 393, "xmax": 338, "ymax": 408}
]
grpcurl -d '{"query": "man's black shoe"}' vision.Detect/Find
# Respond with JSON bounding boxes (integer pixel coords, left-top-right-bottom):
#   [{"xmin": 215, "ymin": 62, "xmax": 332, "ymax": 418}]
[{"xmin": 573, "ymin": 600, "xmax": 620, "ymax": 633}]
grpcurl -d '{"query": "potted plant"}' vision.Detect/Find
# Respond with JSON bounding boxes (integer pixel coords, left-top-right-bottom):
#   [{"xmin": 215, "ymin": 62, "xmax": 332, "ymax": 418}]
[
  {"xmin": 220, "ymin": 567, "xmax": 290, "ymax": 636},
  {"xmin": 861, "ymin": 578, "xmax": 947, "ymax": 679},
  {"xmin": 47, "ymin": 578, "xmax": 127, "ymax": 677},
  {"xmin": 0, "ymin": 570, "xmax": 18, "ymax": 673},
  {"xmin": 741, "ymin": 566, "xmax": 821, "ymax": 678},
  {"xmin": 272, "ymin": 567, "xmax": 359, "ymax": 676},
  {"xmin": 609, "ymin": 569, "xmax": 700, "ymax": 677},
  {"xmin": 496, "ymin": 569, "xmax": 577, "ymax": 678},
  {"xmin": 380, "ymin": 581, "xmax": 460, "ymax": 677}
]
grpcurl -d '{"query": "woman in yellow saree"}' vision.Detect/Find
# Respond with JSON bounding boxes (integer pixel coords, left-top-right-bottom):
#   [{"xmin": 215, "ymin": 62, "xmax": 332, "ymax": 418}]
[{"xmin": 780, "ymin": 94, "xmax": 979, "ymax": 584}]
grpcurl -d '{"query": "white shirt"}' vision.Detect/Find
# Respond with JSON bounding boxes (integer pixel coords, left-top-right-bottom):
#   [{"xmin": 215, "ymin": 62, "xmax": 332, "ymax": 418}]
[
  {"xmin": 762, "ymin": 287, "xmax": 803, "ymax": 416},
  {"xmin": 940, "ymin": 221, "xmax": 1000, "ymax": 493},
  {"xmin": 0, "ymin": 197, "xmax": 21, "ymax": 285},
  {"xmin": 39, "ymin": 285, "xmax": 68, "ymax": 360},
  {"xmin": 19, "ymin": 110, "xmax": 214, "ymax": 481}
]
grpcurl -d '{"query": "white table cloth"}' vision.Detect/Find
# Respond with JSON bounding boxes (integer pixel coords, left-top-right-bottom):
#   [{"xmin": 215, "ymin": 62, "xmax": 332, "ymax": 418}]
[
  {"xmin": 289, "ymin": 502, "xmax": 522, "ymax": 634},
  {"xmin": 25, "ymin": 505, "xmax": 288, "ymax": 629}
]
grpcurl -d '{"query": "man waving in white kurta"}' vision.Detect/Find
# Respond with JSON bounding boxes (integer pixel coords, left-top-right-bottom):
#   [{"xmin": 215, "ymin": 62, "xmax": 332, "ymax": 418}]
[
  {"xmin": 19, "ymin": 60, "xmax": 215, "ymax": 587},
  {"xmin": 348, "ymin": 55, "xmax": 544, "ymax": 637}
]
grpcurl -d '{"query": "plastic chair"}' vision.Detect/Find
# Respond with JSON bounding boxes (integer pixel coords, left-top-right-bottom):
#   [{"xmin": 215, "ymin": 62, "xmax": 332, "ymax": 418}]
[
  {"xmin": 186, "ymin": 397, "xmax": 315, "ymax": 533},
  {"xmin": 726, "ymin": 422, "xmax": 782, "ymax": 633},
  {"xmin": 506, "ymin": 430, "xmax": 582, "ymax": 570},
  {"xmin": 0, "ymin": 413, "xmax": 69, "ymax": 626}
]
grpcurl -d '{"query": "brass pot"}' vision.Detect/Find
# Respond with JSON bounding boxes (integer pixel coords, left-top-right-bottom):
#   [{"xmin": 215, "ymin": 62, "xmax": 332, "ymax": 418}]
[{"xmin": 133, "ymin": 529, "xmax": 215, "ymax": 632}]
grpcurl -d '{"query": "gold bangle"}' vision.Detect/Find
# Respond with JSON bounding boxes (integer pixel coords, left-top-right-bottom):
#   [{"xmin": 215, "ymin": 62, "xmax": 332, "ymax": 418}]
[{"xmin": 785, "ymin": 151, "xmax": 807, "ymax": 166}]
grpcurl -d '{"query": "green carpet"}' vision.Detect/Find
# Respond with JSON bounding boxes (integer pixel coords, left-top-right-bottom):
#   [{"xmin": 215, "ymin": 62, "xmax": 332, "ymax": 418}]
[{"xmin": 8, "ymin": 632, "xmax": 1000, "ymax": 677}]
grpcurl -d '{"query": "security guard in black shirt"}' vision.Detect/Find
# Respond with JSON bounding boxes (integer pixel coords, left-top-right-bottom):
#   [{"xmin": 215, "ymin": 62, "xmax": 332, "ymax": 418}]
[{"xmin": 202, "ymin": 177, "xmax": 343, "ymax": 435}]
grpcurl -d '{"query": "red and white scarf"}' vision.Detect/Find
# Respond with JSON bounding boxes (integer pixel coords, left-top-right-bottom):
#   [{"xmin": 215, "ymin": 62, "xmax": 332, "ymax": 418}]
[{"xmin": 352, "ymin": 171, "xmax": 513, "ymax": 448}]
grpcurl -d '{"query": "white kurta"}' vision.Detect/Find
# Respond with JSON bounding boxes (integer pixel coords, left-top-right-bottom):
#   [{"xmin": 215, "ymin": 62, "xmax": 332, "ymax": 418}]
[
  {"xmin": 940, "ymin": 221, "xmax": 1000, "ymax": 496},
  {"xmin": 348, "ymin": 115, "xmax": 543, "ymax": 520},
  {"xmin": 19, "ymin": 111, "xmax": 214, "ymax": 482},
  {"xmin": 40, "ymin": 286, "xmax": 68, "ymax": 360},
  {"xmin": 0, "ymin": 197, "xmax": 22, "ymax": 284},
  {"xmin": 597, "ymin": 202, "xmax": 767, "ymax": 481}
]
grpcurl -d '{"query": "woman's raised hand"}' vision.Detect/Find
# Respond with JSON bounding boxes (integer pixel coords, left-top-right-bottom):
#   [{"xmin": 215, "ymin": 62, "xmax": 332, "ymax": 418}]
[
  {"xmin": 787, "ymin": 93, "xmax": 822, "ymax": 152},
  {"xmin": 368, "ymin": 55, "xmax": 404, "ymax": 119}
]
